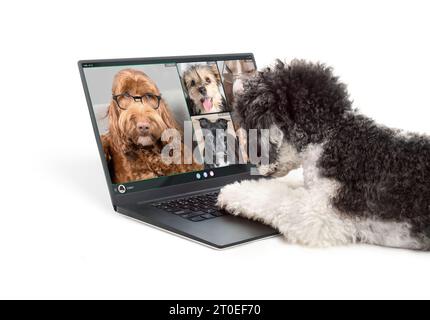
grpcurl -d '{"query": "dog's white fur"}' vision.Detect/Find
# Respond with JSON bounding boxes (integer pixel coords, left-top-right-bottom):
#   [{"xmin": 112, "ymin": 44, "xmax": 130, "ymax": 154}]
[{"xmin": 218, "ymin": 126, "xmax": 421, "ymax": 249}]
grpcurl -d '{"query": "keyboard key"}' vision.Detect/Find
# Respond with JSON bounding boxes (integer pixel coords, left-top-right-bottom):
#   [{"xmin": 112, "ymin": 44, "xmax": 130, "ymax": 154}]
[
  {"xmin": 190, "ymin": 216, "xmax": 205, "ymax": 222},
  {"xmin": 173, "ymin": 209, "xmax": 191, "ymax": 215},
  {"xmin": 211, "ymin": 211, "xmax": 225, "ymax": 217},
  {"xmin": 181, "ymin": 211, "xmax": 205, "ymax": 219},
  {"xmin": 203, "ymin": 208, "xmax": 216, "ymax": 213},
  {"xmin": 151, "ymin": 191, "xmax": 224, "ymax": 221}
]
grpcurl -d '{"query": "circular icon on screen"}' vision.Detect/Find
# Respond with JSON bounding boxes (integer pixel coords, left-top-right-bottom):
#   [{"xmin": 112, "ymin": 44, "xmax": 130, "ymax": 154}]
[
  {"xmin": 118, "ymin": 185, "xmax": 127, "ymax": 194},
  {"xmin": 209, "ymin": 171, "xmax": 214, "ymax": 177},
  {"xmin": 196, "ymin": 173, "xmax": 202, "ymax": 180},
  {"xmin": 203, "ymin": 172, "xmax": 208, "ymax": 178}
]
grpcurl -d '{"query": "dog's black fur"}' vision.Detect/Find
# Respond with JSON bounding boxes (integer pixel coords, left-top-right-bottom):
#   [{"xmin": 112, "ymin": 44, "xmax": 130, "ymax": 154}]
[
  {"xmin": 199, "ymin": 118, "xmax": 230, "ymax": 137},
  {"xmin": 199, "ymin": 117, "xmax": 231, "ymax": 168},
  {"xmin": 234, "ymin": 60, "xmax": 430, "ymax": 246}
]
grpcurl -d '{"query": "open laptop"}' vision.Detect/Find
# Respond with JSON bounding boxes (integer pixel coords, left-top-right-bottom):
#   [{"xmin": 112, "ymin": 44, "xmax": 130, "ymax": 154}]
[{"xmin": 78, "ymin": 53, "xmax": 278, "ymax": 249}]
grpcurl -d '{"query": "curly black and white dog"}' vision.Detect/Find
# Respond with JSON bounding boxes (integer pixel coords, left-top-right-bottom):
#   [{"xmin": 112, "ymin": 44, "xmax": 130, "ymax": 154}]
[{"xmin": 218, "ymin": 60, "xmax": 430, "ymax": 250}]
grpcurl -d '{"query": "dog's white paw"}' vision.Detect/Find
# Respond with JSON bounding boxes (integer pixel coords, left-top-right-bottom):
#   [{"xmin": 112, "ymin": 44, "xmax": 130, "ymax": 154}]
[
  {"xmin": 217, "ymin": 181, "xmax": 257, "ymax": 219},
  {"xmin": 217, "ymin": 178, "xmax": 285, "ymax": 224},
  {"xmin": 217, "ymin": 182, "xmax": 243, "ymax": 215}
]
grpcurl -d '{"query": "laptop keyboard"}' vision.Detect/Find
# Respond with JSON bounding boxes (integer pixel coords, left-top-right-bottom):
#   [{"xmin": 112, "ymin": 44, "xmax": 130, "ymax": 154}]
[{"xmin": 150, "ymin": 191, "xmax": 225, "ymax": 222}]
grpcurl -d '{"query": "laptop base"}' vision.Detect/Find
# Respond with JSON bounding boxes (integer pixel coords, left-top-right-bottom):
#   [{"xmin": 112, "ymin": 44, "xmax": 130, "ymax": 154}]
[{"xmin": 117, "ymin": 193, "xmax": 279, "ymax": 249}]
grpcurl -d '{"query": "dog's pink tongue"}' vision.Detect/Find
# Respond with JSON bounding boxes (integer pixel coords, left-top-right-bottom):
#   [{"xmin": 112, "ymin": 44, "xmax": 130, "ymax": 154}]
[{"xmin": 203, "ymin": 98, "xmax": 213, "ymax": 112}]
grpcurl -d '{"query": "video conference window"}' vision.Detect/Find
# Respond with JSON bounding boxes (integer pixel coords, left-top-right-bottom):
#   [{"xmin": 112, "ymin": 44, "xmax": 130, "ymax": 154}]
[
  {"xmin": 192, "ymin": 113, "xmax": 239, "ymax": 169},
  {"xmin": 178, "ymin": 62, "xmax": 229, "ymax": 116},
  {"xmin": 218, "ymin": 60, "xmax": 257, "ymax": 106},
  {"xmin": 83, "ymin": 58, "xmax": 257, "ymax": 185}
]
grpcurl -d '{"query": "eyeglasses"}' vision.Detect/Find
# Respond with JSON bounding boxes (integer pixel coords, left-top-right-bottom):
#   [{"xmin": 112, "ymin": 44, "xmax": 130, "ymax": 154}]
[{"xmin": 113, "ymin": 92, "xmax": 162, "ymax": 110}]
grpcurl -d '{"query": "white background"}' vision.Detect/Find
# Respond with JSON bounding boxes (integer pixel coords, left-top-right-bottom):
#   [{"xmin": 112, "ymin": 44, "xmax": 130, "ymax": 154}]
[{"xmin": 1, "ymin": 0, "xmax": 430, "ymax": 300}]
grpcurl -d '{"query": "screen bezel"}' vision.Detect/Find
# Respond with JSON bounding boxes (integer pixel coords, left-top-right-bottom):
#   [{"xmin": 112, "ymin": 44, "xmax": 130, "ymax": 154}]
[{"xmin": 78, "ymin": 53, "xmax": 256, "ymax": 205}]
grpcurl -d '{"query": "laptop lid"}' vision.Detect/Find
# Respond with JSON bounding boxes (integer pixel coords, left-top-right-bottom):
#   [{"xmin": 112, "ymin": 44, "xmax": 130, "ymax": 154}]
[{"xmin": 78, "ymin": 53, "xmax": 257, "ymax": 207}]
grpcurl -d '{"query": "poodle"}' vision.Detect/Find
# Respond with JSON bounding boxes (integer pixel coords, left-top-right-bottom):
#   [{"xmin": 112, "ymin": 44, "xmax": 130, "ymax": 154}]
[{"xmin": 218, "ymin": 60, "xmax": 430, "ymax": 250}]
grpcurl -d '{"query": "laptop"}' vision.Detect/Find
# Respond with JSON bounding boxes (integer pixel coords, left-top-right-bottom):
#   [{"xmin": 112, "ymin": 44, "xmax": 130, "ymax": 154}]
[{"xmin": 78, "ymin": 53, "xmax": 278, "ymax": 249}]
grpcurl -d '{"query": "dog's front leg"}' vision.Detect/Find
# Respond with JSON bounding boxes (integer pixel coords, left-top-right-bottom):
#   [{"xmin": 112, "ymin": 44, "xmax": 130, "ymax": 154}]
[
  {"xmin": 218, "ymin": 178, "xmax": 297, "ymax": 224},
  {"xmin": 218, "ymin": 178, "xmax": 357, "ymax": 247}
]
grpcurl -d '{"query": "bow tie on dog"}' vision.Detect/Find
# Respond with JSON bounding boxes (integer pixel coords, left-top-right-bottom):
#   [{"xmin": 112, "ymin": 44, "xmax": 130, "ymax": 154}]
[{"xmin": 218, "ymin": 60, "xmax": 430, "ymax": 251}]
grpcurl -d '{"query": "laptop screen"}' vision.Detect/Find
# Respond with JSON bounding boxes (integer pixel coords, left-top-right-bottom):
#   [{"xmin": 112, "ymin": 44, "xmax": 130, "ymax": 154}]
[{"xmin": 81, "ymin": 54, "xmax": 257, "ymax": 195}]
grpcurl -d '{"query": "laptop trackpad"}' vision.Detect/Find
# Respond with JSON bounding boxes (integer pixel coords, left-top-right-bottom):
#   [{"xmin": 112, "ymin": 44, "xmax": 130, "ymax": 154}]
[{"xmin": 118, "ymin": 205, "xmax": 279, "ymax": 249}]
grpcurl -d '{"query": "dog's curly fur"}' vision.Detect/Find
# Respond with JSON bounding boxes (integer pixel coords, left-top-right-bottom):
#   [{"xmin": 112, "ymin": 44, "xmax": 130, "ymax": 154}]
[
  {"xmin": 102, "ymin": 69, "xmax": 203, "ymax": 184},
  {"xmin": 218, "ymin": 60, "xmax": 430, "ymax": 250}
]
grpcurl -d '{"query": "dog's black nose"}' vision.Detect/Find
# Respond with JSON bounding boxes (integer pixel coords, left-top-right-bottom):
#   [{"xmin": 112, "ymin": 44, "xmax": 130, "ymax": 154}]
[{"xmin": 198, "ymin": 86, "xmax": 207, "ymax": 95}]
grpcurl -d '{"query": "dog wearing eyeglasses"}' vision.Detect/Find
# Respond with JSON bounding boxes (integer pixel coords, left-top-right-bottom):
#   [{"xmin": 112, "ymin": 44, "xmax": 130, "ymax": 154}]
[
  {"xmin": 182, "ymin": 64, "xmax": 228, "ymax": 115},
  {"xmin": 101, "ymin": 69, "xmax": 203, "ymax": 184},
  {"xmin": 218, "ymin": 60, "xmax": 430, "ymax": 251}
]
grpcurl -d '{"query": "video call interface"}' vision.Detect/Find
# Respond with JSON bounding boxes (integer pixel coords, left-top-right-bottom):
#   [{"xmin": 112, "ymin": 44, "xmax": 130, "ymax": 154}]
[{"xmin": 83, "ymin": 57, "xmax": 257, "ymax": 192}]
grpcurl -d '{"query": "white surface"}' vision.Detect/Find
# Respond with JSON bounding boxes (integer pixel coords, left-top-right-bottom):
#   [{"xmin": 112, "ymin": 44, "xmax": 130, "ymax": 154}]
[{"xmin": 1, "ymin": 0, "xmax": 430, "ymax": 300}]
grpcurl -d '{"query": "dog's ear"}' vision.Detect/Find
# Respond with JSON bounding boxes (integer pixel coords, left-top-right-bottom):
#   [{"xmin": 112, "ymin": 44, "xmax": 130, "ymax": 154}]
[
  {"xmin": 198, "ymin": 118, "xmax": 209, "ymax": 128},
  {"xmin": 107, "ymin": 100, "xmax": 126, "ymax": 150},
  {"xmin": 181, "ymin": 75, "xmax": 187, "ymax": 92},
  {"xmin": 234, "ymin": 61, "xmax": 291, "ymax": 130},
  {"xmin": 210, "ymin": 64, "xmax": 222, "ymax": 85},
  {"xmin": 234, "ymin": 81, "xmax": 276, "ymax": 130},
  {"xmin": 216, "ymin": 118, "xmax": 229, "ymax": 130},
  {"xmin": 108, "ymin": 70, "xmax": 133, "ymax": 152},
  {"xmin": 159, "ymin": 98, "xmax": 181, "ymax": 132},
  {"xmin": 107, "ymin": 102, "xmax": 135, "ymax": 154},
  {"xmin": 100, "ymin": 133, "xmax": 112, "ymax": 163}
]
